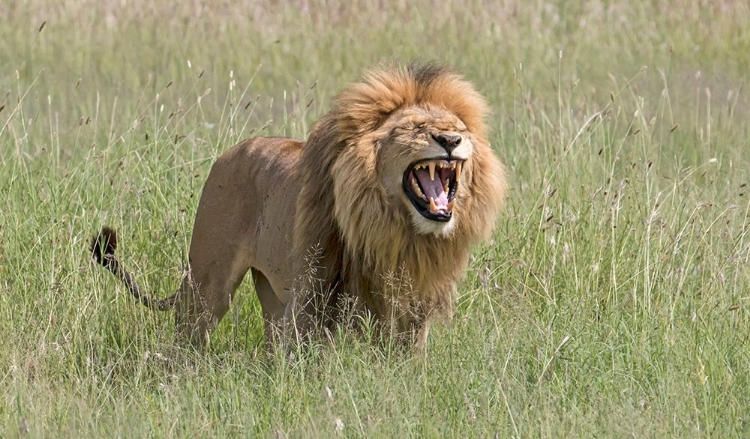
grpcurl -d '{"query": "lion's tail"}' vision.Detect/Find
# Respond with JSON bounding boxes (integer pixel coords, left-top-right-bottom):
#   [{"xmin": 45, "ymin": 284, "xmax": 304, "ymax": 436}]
[{"xmin": 90, "ymin": 227, "xmax": 177, "ymax": 312}]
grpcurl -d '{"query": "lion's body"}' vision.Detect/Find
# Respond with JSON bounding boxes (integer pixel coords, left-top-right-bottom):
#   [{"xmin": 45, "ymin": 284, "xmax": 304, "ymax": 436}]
[
  {"xmin": 179, "ymin": 138, "xmax": 303, "ymax": 339},
  {"xmin": 92, "ymin": 63, "xmax": 507, "ymax": 350}
]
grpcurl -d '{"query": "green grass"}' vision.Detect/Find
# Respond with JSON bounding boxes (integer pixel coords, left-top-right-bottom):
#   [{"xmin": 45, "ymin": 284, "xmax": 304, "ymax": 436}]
[{"xmin": 1, "ymin": 0, "xmax": 749, "ymax": 437}]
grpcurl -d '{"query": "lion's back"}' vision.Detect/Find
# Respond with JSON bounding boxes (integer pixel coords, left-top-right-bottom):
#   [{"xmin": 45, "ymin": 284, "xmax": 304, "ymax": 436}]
[{"xmin": 196, "ymin": 137, "xmax": 303, "ymax": 222}]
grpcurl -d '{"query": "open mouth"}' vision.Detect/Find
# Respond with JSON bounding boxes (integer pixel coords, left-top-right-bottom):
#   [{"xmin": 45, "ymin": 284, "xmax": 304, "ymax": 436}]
[{"xmin": 402, "ymin": 158, "xmax": 464, "ymax": 222}]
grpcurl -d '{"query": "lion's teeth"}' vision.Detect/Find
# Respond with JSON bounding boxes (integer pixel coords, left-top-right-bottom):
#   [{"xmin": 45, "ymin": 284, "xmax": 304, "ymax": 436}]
[
  {"xmin": 447, "ymin": 199, "xmax": 455, "ymax": 211},
  {"xmin": 444, "ymin": 178, "xmax": 450, "ymax": 193},
  {"xmin": 428, "ymin": 162, "xmax": 436, "ymax": 181},
  {"xmin": 455, "ymin": 162, "xmax": 462, "ymax": 182},
  {"xmin": 429, "ymin": 197, "xmax": 437, "ymax": 213}
]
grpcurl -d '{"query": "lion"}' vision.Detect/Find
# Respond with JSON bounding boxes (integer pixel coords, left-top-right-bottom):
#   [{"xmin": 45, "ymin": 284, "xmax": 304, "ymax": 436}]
[{"xmin": 91, "ymin": 62, "xmax": 507, "ymax": 351}]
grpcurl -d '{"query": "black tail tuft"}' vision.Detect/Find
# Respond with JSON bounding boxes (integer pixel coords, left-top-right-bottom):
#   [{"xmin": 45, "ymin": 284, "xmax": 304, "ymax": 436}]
[{"xmin": 91, "ymin": 227, "xmax": 118, "ymax": 265}]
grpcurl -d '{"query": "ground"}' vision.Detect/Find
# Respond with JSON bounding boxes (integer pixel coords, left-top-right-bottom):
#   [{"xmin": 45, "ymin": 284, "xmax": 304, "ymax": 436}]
[{"xmin": 0, "ymin": 0, "xmax": 748, "ymax": 437}]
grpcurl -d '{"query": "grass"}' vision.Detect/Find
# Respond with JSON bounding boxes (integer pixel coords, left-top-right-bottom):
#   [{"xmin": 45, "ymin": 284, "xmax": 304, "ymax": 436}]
[{"xmin": 1, "ymin": 0, "xmax": 749, "ymax": 436}]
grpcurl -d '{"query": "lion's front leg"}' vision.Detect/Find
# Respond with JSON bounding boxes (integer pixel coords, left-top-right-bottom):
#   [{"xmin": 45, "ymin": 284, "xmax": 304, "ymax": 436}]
[
  {"xmin": 279, "ymin": 286, "xmax": 336, "ymax": 346},
  {"xmin": 413, "ymin": 318, "xmax": 433, "ymax": 353},
  {"xmin": 407, "ymin": 285, "xmax": 456, "ymax": 353}
]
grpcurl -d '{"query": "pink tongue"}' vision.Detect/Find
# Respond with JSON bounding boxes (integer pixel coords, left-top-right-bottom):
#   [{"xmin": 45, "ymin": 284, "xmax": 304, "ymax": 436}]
[{"xmin": 414, "ymin": 168, "xmax": 449, "ymax": 208}]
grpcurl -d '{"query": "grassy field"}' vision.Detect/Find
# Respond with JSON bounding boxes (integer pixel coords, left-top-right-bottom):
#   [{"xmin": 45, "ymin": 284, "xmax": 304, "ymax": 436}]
[{"xmin": 1, "ymin": 0, "xmax": 749, "ymax": 437}]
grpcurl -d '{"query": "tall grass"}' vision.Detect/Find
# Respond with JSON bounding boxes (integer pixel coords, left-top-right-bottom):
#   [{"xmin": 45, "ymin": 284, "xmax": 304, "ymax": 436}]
[{"xmin": 1, "ymin": 0, "xmax": 748, "ymax": 437}]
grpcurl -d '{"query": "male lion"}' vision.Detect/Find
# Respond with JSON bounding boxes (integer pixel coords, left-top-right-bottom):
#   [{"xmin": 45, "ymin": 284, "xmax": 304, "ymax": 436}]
[{"xmin": 91, "ymin": 63, "xmax": 507, "ymax": 351}]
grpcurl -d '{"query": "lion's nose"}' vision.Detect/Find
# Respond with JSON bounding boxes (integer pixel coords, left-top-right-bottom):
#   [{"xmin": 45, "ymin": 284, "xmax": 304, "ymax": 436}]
[{"xmin": 433, "ymin": 133, "xmax": 462, "ymax": 155}]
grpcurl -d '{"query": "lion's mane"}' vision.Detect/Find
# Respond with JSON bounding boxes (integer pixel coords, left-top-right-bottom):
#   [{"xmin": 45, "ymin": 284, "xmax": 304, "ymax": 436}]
[{"xmin": 293, "ymin": 63, "xmax": 507, "ymax": 332}]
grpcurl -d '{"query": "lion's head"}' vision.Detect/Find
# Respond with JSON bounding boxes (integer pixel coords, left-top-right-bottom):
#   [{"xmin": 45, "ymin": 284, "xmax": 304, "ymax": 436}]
[
  {"xmin": 366, "ymin": 100, "xmax": 479, "ymax": 237},
  {"xmin": 293, "ymin": 63, "xmax": 507, "ymax": 329}
]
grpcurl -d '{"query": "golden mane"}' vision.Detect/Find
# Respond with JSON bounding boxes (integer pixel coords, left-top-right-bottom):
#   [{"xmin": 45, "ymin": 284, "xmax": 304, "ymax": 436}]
[
  {"xmin": 293, "ymin": 63, "xmax": 507, "ymax": 333},
  {"xmin": 327, "ymin": 63, "xmax": 488, "ymax": 139}
]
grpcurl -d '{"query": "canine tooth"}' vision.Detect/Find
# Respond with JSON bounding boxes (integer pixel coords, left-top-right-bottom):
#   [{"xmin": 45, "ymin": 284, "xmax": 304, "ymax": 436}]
[
  {"xmin": 455, "ymin": 162, "xmax": 462, "ymax": 182},
  {"xmin": 447, "ymin": 199, "xmax": 455, "ymax": 211},
  {"xmin": 428, "ymin": 162, "xmax": 436, "ymax": 180},
  {"xmin": 429, "ymin": 197, "xmax": 437, "ymax": 212}
]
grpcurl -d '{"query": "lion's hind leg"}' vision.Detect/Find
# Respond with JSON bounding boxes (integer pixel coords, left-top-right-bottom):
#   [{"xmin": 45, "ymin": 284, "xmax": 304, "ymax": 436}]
[
  {"xmin": 250, "ymin": 269, "xmax": 287, "ymax": 347},
  {"xmin": 174, "ymin": 258, "xmax": 250, "ymax": 349}
]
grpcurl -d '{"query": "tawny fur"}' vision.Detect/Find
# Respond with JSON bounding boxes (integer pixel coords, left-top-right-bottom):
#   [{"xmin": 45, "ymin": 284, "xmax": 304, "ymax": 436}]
[{"xmin": 91, "ymin": 63, "xmax": 507, "ymax": 350}]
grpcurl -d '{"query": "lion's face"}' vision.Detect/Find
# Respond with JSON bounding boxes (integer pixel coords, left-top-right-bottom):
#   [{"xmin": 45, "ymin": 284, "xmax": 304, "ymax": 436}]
[{"xmin": 377, "ymin": 106, "xmax": 476, "ymax": 236}]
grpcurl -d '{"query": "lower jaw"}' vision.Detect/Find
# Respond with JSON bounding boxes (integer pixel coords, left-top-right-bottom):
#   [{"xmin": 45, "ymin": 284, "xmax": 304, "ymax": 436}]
[
  {"xmin": 410, "ymin": 210, "xmax": 456, "ymax": 235},
  {"xmin": 408, "ymin": 199, "xmax": 453, "ymax": 222},
  {"xmin": 419, "ymin": 211, "xmax": 452, "ymax": 222}
]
